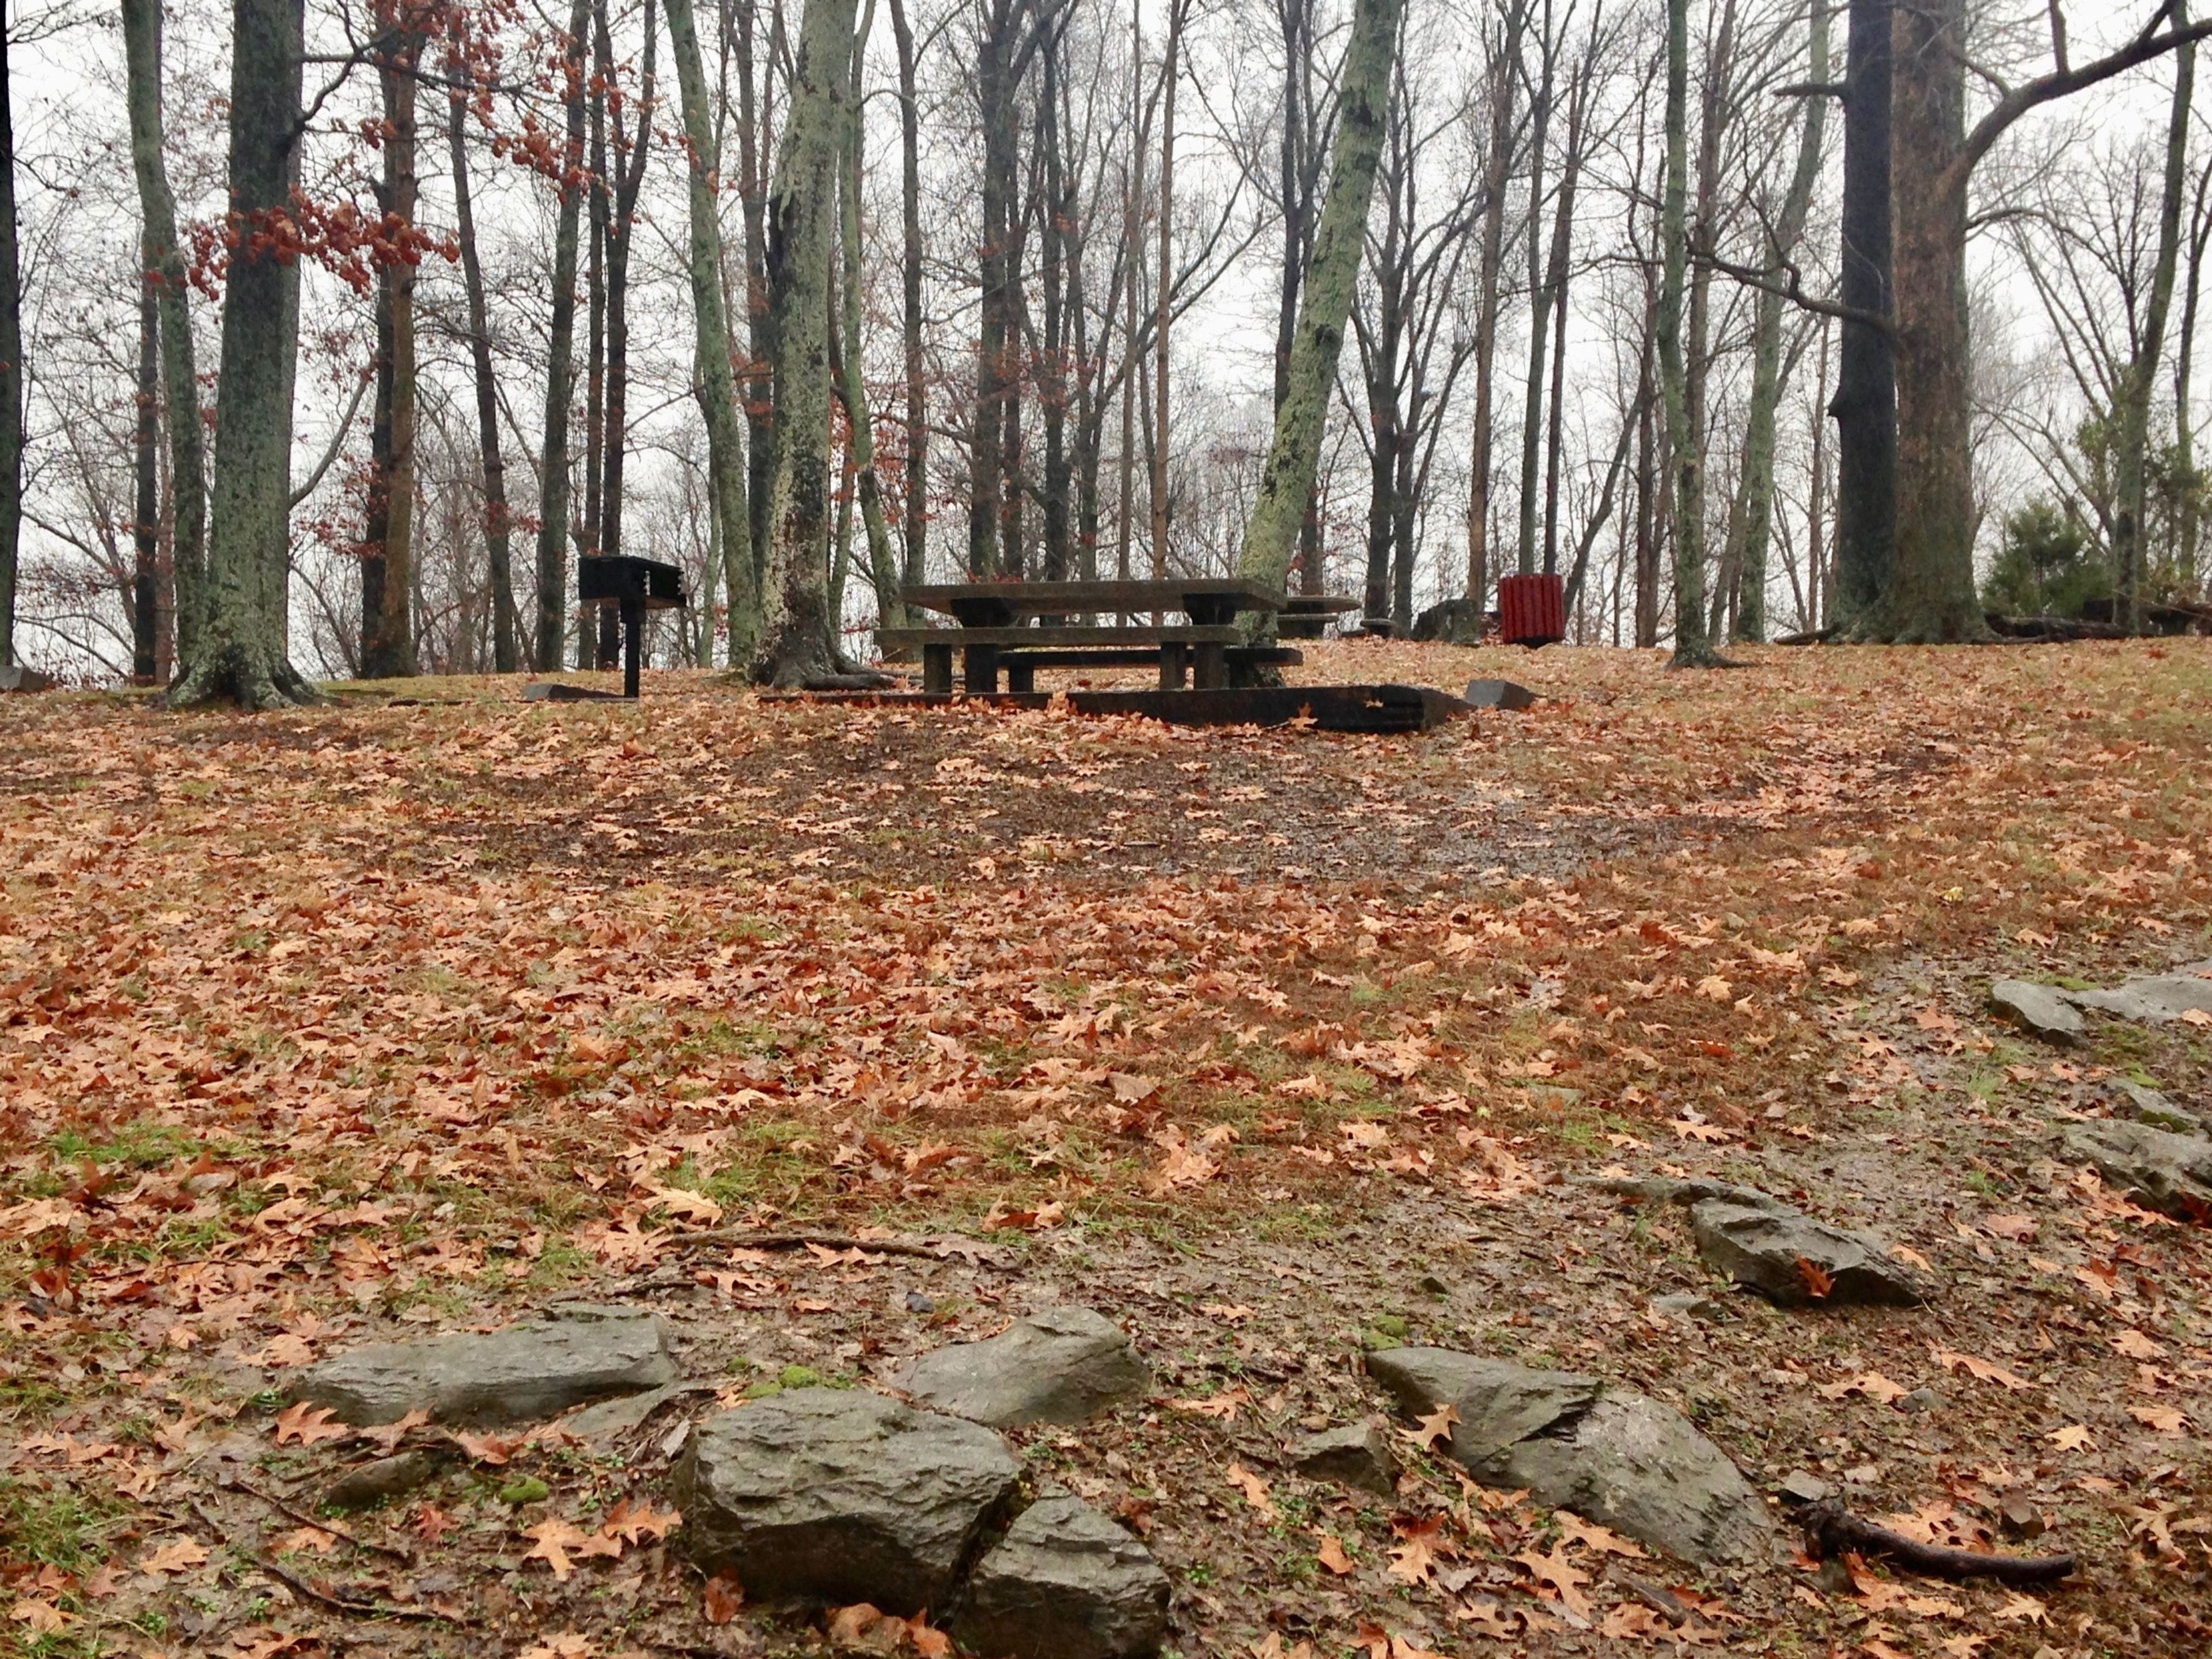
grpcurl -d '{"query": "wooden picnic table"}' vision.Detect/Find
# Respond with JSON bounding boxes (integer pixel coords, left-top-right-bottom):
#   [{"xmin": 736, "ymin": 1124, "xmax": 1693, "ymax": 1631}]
[{"xmin": 884, "ymin": 578, "xmax": 1300, "ymax": 693}]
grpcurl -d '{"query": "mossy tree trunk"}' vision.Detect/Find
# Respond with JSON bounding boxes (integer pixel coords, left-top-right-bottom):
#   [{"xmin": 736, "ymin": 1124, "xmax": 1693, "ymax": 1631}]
[
  {"xmin": 168, "ymin": 0, "xmax": 319, "ymax": 708},
  {"xmin": 1734, "ymin": 0, "xmax": 1829, "ymax": 642},
  {"xmin": 533, "ymin": 0, "xmax": 590, "ymax": 671},
  {"xmin": 123, "ymin": 0, "xmax": 207, "ymax": 672},
  {"xmin": 751, "ymin": 0, "xmax": 859, "ymax": 685},
  {"xmin": 1657, "ymin": 0, "xmax": 1719, "ymax": 666},
  {"xmin": 666, "ymin": 0, "xmax": 758, "ymax": 668},
  {"xmin": 1236, "ymin": 0, "xmax": 1406, "ymax": 614}
]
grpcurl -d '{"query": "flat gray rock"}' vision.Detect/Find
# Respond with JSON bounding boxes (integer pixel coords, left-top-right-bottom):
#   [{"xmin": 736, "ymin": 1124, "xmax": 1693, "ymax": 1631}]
[
  {"xmin": 672, "ymin": 1388, "xmax": 1017, "ymax": 1613},
  {"xmin": 290, "ymin": 1305, "xmax": 675, "ymax": 1427},
  {"xmin": 2064, "ymin": 1119, "xmax": 2212, "ymax": 1221},
  {"xmin": 1464, "ymin": 678, "xmax": 1538, "ymax": 711},
  {"xmin": 1596, "ymin": 1175, "xmax": 1794, "ymax": 1213},
  {"xmin": 1289, "ymin": 1423, "xmax": 1397, "ymax": 1495},
  {"xmin": 1365, "ymin": 1349, "xmax": 1599, "ymax": 1467},
  {"xmin": 895, "ymin": 1307, "xmax": 1149, "ymax": 1428},
  {"xmin": 1990, "ymin": 980, "xmax": 2085, "ymax": 1043},
  {"xmin": 2110, "ymin": 1081, "xmax": 2207, "ymax": 1138},
  {"xmin": 955, "ymin": 1495, "xmax": 1169, "ymax": 1659},
  {"xmin": 1688, "ymin": 1200, "xmax": 1929, "ymax": 1306},
  {"xmin": 2069, "ymin": 962, "xmax": 2212, "ymax": 1025},
  {"xmin": 1367, "ymin": 1348, "xmax": 1770, "ymax": 1565}
]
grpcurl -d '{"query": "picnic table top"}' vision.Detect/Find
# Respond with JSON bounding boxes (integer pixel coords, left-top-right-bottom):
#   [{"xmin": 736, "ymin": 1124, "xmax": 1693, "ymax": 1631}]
[
  {"xmin": 902, "ymin": 577, "xmax": 1286, "ymax": 616},
  {"xmin": 878, "ymin": 623, "xmax": 1243, "ymax": 647}
]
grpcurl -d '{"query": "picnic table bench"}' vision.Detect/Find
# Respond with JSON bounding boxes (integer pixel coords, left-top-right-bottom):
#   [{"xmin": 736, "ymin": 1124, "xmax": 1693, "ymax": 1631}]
[{"xmin": 881, "ymin": 578, "xmax": 1305, "ymax": 693}]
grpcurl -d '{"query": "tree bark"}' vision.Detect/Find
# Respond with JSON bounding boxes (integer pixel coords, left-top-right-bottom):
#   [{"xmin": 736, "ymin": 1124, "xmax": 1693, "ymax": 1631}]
[
  {"xmin": 2114, "ymin": 0, "xmax": 2193, "ymax": 631},
  {"xmin": 1735, "ymin": 0, "xmax": 1829, "ymax": 642},
  {"xmin": 835, "ymin": 0, "xmax": 904, "ymax": 633},
  {"xmin": 1237, "ymin": 0, "xmax": 1407, "ymax": 613},
  {"xmin": 133, "ymin": 279, "xmax": 161, "ymax": 680},
  {"xmin": 1463, "ymin": 1, "xmax": 1525, "ymax": 627},
  {"xmin": 0, "ymin": 20, "xmax": 22, "ymax": 666},
  {"xmin": 666, "ymin": 0, "xmax": 757, "ymax": 666},
  {"xmin": 1515, "ymin": 13, "xmax": 1555, "ymax": 579},
  {"xmin": 1829, "ymin": 0, "xmax": 1895, "ymax": 630},
  {"xmin": 752, "ymin": 0, "xmax": 859, "ymax": 685},
  {"xmin": 362, "ymin": 2, "xmax": 422, "ymax": 679},
  {"xmin": 123, "ymin": 0, "xmax": 207, "ymax": 673},
  {"xmin": 1150, "ymin": 0, "xmax": 1186, "ymax": 584},
  {"xmin": 447, "ymin": 64, "xmax": 519, "ymax": 671},
  {"xmin": 1659, "ymin": 0, "xmax": 1718, "ymax": 665},
  {"xmin": 887, "ymin": 0, "xmax": 927, "ymax": 588},
  {"xmin": 1882, "ymin": 0, "xmax": 1984, "ymax": 641},
  {"xmin": 169, "ymin": 0, "xmax": 318, "ymax": 707},
  {"xmin": 534, "ymin": 0, "xmax": 590, "ymax": 671}
]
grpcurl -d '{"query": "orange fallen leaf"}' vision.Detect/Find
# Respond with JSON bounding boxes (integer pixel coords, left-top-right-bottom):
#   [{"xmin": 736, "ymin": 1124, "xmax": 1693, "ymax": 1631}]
[
  {"xmin": 1316, "ymin": 1533, "xmax": 1355, "ymax": 1575},
  {"xmin": 703, "ymin": 1572, "xmax": 744, "ymax": 1624},
  {"xmin": 272, "ymin": 1402, "xmax": 350, "ymax": 1447},
  {"xmin": 1410, "ymin": 1403, "xmax": 1460, "ymax": 1450},
  {"xmin": 141, "ymin": 1538, "xmax": 209, "ymax": 1577},
  {"xmin": 1227, "ymin": 1462, "xmax": 1279, "ymax": 1522}
]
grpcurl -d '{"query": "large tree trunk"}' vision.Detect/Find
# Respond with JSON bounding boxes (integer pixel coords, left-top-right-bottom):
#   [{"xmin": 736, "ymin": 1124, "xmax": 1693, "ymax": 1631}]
[
  {"xmin": 580, "ymin": 9, "xmax": 610, "ymax": 668},
  {"xmin": 1734, "ymin": 0, "xmax": 1829, "ymax": 642},
  {"xmin": 362, "ymin": 3, "xmax": 422, "ymax": 679},
  {"xmin": 666, "ymin": 0, "xmax": 758, "ymax": 668},
  {"xmin": 1463, "ymin": 1, "xmax": 1525, "ymax": 628},
  {"xmin": 1039, "ymin": 32, "xmax": 1071, "ymax": 583},
  {"xmin": 1882, "ymin": 0, "xmax": 1984, "ymax": 642},
  {"xmin": 1658, "ymin": 0, "xmax": 1718, "ymax": 666},
  {"xmin": 1830, "ymin": 0, "xmax": 1895, "ymax": 631},
  {"xmin": 1237, "ymin": 0, "xmax": 1406, "ymax": 612},
  {"xmin": 2114, "ymin": 0, "xmax": 2194, "ymax": 631},
  {"xmin": 969, "ymin": 0, "xmax": 1018, "ymax": 578},
  {"xmin": 1514, "ymin": 20, "xmax": 1554, "ymax": 578},
  {"xmin": 835, "ymin": 0, "xmax": 904, "ymax": 633},
  {"xmin": 534, "ymin": 0, "xmax": 590, "ymax": 671},
  {"xmin": 752, "ymin": 0, "xmax": 859, "ymax": 685},
  {"xmin": 888, "ymin": 0, "xmax": 927, "ymax": 588},
  {"xmin": 1150, "ymin": 0, "xmax": 1187, "ymax": 584},
  {"xmin": 0, "ymin": 19, "xmax": 21, "ymax": 666},
  {"xmin": 447, "ymin": 65, "xmax": 519, "ymax": 671},
  {"xmin": 1275, "ymin": 0, "xmax": 1327, "ymax": 595},
  {"xmin": 132, "ymin": 281, "xmax": 161, "ymax": 680},
  {"xmin": 123, "ymin": 0, "xmax": 207, "ymax": 672},
  {"xmin": 169, "ymin": 0, "xmax": 317, "ymax": 707}
]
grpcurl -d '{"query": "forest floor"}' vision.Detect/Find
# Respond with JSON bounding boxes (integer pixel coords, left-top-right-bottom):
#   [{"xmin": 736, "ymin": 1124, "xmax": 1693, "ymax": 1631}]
[{"xmin": 0, "ymin": 637, "xmax": 2209, "ymax": 1659}]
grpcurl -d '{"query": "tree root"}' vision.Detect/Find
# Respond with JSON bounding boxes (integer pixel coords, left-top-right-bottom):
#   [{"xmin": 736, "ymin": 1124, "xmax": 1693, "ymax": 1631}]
[{"xmin": 1802, "ymin": 1499, "xmax": 2074, "ymax": 1586}]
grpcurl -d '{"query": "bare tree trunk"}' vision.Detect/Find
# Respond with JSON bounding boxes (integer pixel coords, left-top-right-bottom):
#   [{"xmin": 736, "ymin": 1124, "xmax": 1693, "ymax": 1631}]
[
  {"xmin": 448, "ymin": 66, "xmax": 519, "ymax": 671},
  {"xmin": 1515, "ymin": 7, "xmax": 1555, "ymax": 578},
  {"xmin": 752, "ymin": 0, "xmax": 859, "ymax": 684},
  {"xmin": 888, "ymin": 0, "xmax": 927, "ymax": 586},
  {"xmin": 170, "ymin": 0, "xmax": 318, "ymax": 706},
  {"xmin": 534, "ymin": 0, "xmax": 590, "ymax": 671},
  {"xmin": 1812, "ymin": 316, "xmax": 1832, "ymax": 627},
  {"xmin": 1735, "ymin": 0, "xmax": 1829, "ymax": 642},
  {"xmin": 1275, "ymin": 0, "xmax": 1327, "ymax": 594},
  {"xmin": 1464, "ymin": 0, "xmax": 1525, "ymax": 630},
  {"xmin": 1830, "ymin": 0, "xmax": 1893, "ymax": 630},
  {"xmin": 2115, "ymin": 0, "xmax": 2193, "ymax": 631},
  {"xmin": 1659, "ymin": 0, "xmax": 1717, "ymax": 665},
  {"xmin": 1237, "ymin": 0, "xmax": 1406, "ymax": 612},
  {"xmin": 1633, "ymin": 282, "xmax": 1658, "ymax": 646},
  {"xmin": 667, "ymin": 0, "xmax": 757, "ymax": 665},
  {"xmin": 362, "ymin": 3, "xmax": 422, "ymax": 679},
  {"xmin": 123, "ymin": 0, "xmax": 207, "ymax": 672},
  {"xmin": 597, "ymin": 0, "xmax": 656, "ymax": 667},
  {"xmin": 1883, "ymin": 0, "xmax": 1983, "ymax": 641},
  {"xmin": 132, "ymin": 280, "xmax": 160, "ymax": 680},
  {"xmin": 0, "ymin": 20, "xmax": 17, "ymax": 667},
  {"xmin": 1117, "ymin": 10, "xmax": 1142, "ymax": 588},
  {"xmin": 580, "ymin": 8, "xmax": 611, "ymax": 668},
  {"xmin": 1150, "ymin": 0, "xmax": 1187, "ymax": 583},
  {"xmin": 835, "ymin": 0, "xmax": 904, "ymax": 631}
]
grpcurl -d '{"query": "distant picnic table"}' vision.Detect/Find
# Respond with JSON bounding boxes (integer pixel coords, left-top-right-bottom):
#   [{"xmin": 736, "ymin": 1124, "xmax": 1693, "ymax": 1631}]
[{"xmin": 880, "ymin": 579, "xmax": 1357, "ymax": 694}]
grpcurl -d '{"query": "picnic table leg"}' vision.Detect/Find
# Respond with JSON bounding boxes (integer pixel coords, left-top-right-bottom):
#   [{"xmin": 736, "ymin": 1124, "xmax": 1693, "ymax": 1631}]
[
  {"xmin": 1158, "ymin": 641, "xmax": 1188, "ymax": 690},
  {"xmin": 1192, "ymin": 641, "xmax": 1226, "ymax": 689},
  {"xmin": 1005, "ymin": 659, "xmax": 1035, "ymax": 694},
  {"xmin": 922, "ymin": 643, "xmax": 953, "ymax": 694},
  {"xmin": 963, "ymin": 643, "xmax": 999, "ymax": 694}
]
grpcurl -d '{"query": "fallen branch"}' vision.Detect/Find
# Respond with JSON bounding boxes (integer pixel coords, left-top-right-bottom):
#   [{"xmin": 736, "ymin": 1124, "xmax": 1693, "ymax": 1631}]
[
  {"xmin": 660, "ymin": 1230, "xmax": 1017, "ymax": 1267},
  {"xmin": 224, "ymin": 1474, "xmax": 414, "ymax": 1562},
  {"xmin": 1802, "ymin": 1499, "xmax": 2074, "ymax": 1586},
  {"xmin": 257, "ymin": 1555, "xmax": 473, "ymax": 1625}
]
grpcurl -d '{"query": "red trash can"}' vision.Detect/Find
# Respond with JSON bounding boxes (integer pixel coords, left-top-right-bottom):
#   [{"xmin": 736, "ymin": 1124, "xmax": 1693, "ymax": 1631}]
[{"xmin": 1497, "ymin": 573, "xmax": 1565, "ymax": 647}]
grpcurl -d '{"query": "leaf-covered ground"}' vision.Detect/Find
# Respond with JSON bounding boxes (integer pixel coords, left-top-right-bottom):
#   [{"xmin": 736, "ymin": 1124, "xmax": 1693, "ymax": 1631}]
[{"xmin": 1, "ymin": 638, "xmax": 2209, "ymax": 1659}]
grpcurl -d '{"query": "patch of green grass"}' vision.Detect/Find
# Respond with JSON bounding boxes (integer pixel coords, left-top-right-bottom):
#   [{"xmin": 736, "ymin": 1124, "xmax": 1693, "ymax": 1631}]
[
  {"xmin": 0, "ymin": 1477, "xmax": 125, "ymax": 1573},
  {"xmin": 46, "ymin": 1119, "xmax": 202, "ymax": 1171}
]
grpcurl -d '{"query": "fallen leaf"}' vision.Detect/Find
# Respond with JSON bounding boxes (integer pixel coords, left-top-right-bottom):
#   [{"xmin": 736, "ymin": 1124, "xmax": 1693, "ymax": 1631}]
[
  {"xmin": 272, "ymin": 1402, "xmax": 350, "ymax": 1447},
  {"xmin": 1514, "ymin": 1543, "xmax": 1592, "ymax": 1619},
  {"xmin": 1797, "ymin": 1256, "xmax": 1836, "ymax": 1300},
  {"xmin": 141, "ymin": 1538, "xmax": 209, "ymax": 1577},
  {"xmin": 9, "ymin": 1600, "xmax": 69, "ymax": 1635},
  {"xmin": 1554, "ymin": 1510, "xmax": 1646, "ymax": 1558},
  {"xmin": 2113, "ymin": 1329, "xmax": 2165, "ymax": 1361},
  {"xmin": 2045, "ymin": 1423, "xmax": 2095, "ymax": 1452},
  {"xmin": 1316, "ymin": 1533, "xmax": 1355, "ymax": 1575},
  {"xmin": 1931, "ymin": 1347, "xmax": 2034, "ymax": 1392},
  {"xmin": 271, "ymin": 1526, "xmax": 338, "ymax": 1556},
  {"xmin": 2128, "ymin": 1403, "xmax": 2187, "ymax": 1435},
  {"xmin": 703, "ymin": 1572, "xmax": 744, "ymax": 1624},
  {"xmin": 1410, "ymin": 1403, "xmax": 1460, "ymax": 1450},
  {"xmin": 1227, "ymin": 1462, "xmax": 1279, "ymax": 1523}
]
